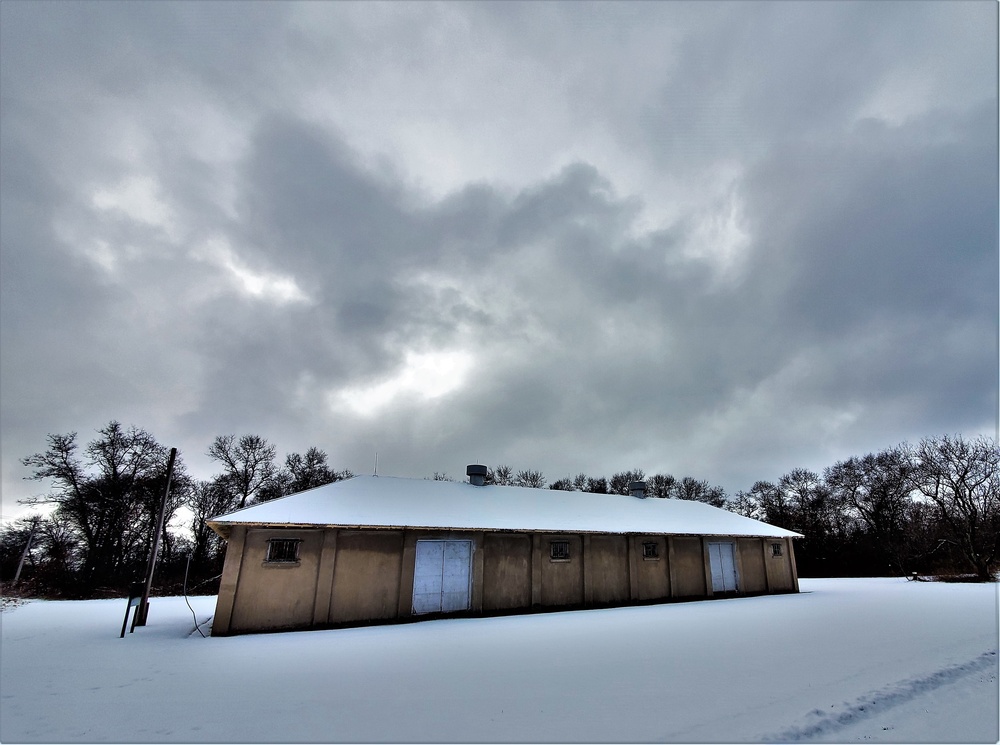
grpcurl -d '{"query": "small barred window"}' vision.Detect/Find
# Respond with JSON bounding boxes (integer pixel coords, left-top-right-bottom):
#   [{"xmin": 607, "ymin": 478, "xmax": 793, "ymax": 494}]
[
  {"xmin": 266, "ymin": 538, "xmax": 301, "ymax": 563},
  {"xmin": 771, "ymin": 542, "xmax": 783, "ymax": 557},
  {"xmin": 642, "ymin": 541, "xmax": 660, "ymax": 559},
  {"xmin": 549, "ymin": 541, "xmax": 570, "ymax": 561}
]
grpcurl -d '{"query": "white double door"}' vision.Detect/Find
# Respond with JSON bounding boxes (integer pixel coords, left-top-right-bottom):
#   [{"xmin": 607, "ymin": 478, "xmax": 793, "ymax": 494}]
[
  {"xmin": 412, "ymin": 540, "xmax": 473, "ymax": 614},
  {"xmin": 708, "ymin": 541, "xmax": 738, "ymax": 593}
]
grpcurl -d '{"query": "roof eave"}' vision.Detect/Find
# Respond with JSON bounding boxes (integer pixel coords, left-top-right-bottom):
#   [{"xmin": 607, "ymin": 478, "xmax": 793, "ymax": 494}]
[{"xmin": 205, "ymin": 520, "xmax": 801, "ymax": 540}]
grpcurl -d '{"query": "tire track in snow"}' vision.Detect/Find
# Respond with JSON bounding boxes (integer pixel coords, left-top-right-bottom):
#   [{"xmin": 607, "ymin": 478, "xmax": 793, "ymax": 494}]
[{"xmin": 762, "ymin": 649, "xmax": 998, "ymax": 742}]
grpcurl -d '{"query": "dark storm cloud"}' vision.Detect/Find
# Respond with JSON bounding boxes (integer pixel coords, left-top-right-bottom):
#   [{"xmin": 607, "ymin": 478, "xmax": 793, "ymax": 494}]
[
  {"xmin": 1, "ymin": 2, "xmax": 995, "ymax": 516},
  {"xmin": 737, "ymin": 103, "xmax": 997, "ymax": 386}
]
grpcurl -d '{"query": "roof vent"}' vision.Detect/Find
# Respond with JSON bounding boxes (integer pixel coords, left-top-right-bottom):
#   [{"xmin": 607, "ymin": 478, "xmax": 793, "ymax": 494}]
[
  {"xmin": 467, "ymin": 464, "xmax": 488, "ymax": 486},
  {"xmin": 629, "ymin": 481, "xmax": 647, "ymax": 499}
]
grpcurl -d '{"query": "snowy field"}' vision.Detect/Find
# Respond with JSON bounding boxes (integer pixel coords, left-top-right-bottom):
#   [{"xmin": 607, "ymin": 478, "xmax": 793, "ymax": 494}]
[{"xmin": 1, "ymin": 578, "xmax": 997, "ymax": 744}]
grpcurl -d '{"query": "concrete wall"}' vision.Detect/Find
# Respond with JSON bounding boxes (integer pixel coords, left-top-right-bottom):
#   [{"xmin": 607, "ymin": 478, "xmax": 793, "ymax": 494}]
[
  {"xmin": 585, "ymin": 534, "xmax": 629, "ymax": 605},
  {"xmin": 670, "ymin": 537, "xmax": 707, "ymax": 598},
  {"xmin": 538, "ymin": 534, "xmax": 584, "ymax": 607},
  {"xmin": 228, "ymin": 528, "xmax": 324, "ymax": 633},
  {"xmin": 482, "ymin": 533, "xmax": 531, "ymax": 611},
  {"xmin": 738, "ymin": 538, "xmax": 768, "ymax": 594},
  {"xmin": 764, "ymin": 537, "xmax": 798, "ymax": 592},
  {"xmin": 329, "ymin": 530, "xmax": 404, "ymax": 624},
  {"xmin": 212, "ymin": 527, "xmax": 799, "ymax": 635},
  {"xmin": 634, "ymin": 535, "xmax": 670, "ymax": 601}
]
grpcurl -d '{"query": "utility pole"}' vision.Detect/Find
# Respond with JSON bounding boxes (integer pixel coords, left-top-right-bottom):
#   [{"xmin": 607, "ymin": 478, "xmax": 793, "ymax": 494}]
[
  {"xmin": 135, "ymin": 447, "xmax": 177, "ymax": 626},
  {"xmin": 13, "ymin": 517, "xmax": 39, "ymax": 584}
]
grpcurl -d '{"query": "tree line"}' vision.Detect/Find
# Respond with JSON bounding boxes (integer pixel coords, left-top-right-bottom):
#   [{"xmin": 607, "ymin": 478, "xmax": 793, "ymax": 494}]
[
  {"xmin": 2, "ymin": 422, "xmax": 997, "ymax": 598},
  {"xmin": 726, "ymin": 435, "xmax": 998, "ymax": 580},
  {"xmin": 418, "ymin": 438, "xmax": 999, "ymax": 580},
  {"xmin": 1, "ymin": 422, "xmax": 352, "ymax": 597},
  {"xmin": 460, "ymin": 465, "xmax": 728, "ymax": 507}
]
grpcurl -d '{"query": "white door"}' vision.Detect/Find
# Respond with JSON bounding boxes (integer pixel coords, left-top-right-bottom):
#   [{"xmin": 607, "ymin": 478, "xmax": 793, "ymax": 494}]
[
  {"xmin": 412, "ymin": 540, "xmax": 472, "ymax": 614},
  {"xmin": 708, "ymin": 541, "xmax": 738, "ymax": 593}
]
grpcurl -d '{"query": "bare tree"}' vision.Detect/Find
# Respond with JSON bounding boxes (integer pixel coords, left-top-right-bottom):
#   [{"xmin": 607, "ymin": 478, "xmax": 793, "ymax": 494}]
[
  {"xmin": 609, "ymin": 469, "xmax": 645, "ymax": 496},
  {"xmin": 0, "ymin": 514, "xmax": 80, "ymax": 593},
  {"xmin": 487, "ymin": 465, "xmax": 514, "ymax": 486},
  {"xmin": 35, "ymin": 514, "xmax": 81, "ymax": 585},
  {"xmin": 727, "ymin": 489, "xmax": 762, "ymax": 519},
  {"xmin": 283, "ymin": 447, "xmax": 351, "ymax": 494},
  {"xmin": 0, "ymin": 515, "xmax": 41, "ymax": 584},
  {"xmin": 188, "ymin": 480, "xmax": 235, "ymax": 565},
  {"xmin": 675, "ymin": 476, "xmax": 726, "ymax": 507},
  {"xmin": 514, "ymin": 469, "xmax": 546, "ymax": 488},
  {"xmin": 206, "ymin": 434, "xmax": 278, "ymax": 509},
  {"xmin": 911, "ymin": 435, "xmax": 999, "ymax": 579},
  {"xmin": 750, "ymin": 480, "xmax": 794, "ymax": 527},
  {"xmin": 772, "ymin": 468, "xmax": 850, "ymax": 576},
  {"xmin": 825, "ymin": 447, "xmax": 913, "ymax": 572},
  {"xmin": 20, "ymin": 421, "xmax": 182, "ymax": 590},
  {"xmin": 646, "ymin": 473, "xmax": 677, "ymax": 499}
]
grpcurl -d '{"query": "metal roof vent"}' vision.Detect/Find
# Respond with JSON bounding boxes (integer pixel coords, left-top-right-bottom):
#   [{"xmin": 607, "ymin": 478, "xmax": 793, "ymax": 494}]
[
  {"xmin": 467, "ymin": 464, "xmax": 488, "ymax": 486},
  {"xmin": 629, "ymin": 481, "xmax": 647, "ymax": 499}
]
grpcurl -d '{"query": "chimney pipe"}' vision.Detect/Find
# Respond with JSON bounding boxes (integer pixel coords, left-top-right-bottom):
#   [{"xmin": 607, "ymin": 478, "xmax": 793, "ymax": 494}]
[
  {"xmin": 629, "ymin": 481, "xmax": 647, "ymax": 499},
  {"xmin": 467, "ymin": 464, "xmax": 488, "ymax": 486}
]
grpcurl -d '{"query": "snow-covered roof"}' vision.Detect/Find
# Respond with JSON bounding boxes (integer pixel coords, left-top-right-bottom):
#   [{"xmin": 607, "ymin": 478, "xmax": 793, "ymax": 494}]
[{"xmin": 208, "ymin": 475, "xmax": 802, "ymax": 538}]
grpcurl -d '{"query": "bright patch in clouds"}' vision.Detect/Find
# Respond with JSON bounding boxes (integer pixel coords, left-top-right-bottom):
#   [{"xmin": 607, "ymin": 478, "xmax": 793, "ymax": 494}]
[
  {"xmin": 91, "ymin": 175, "xmax": 175, "ymax": 236},
  {"xmin": 195, "ymin": 236, "xmax": 310, "ymax": 305},
  {"xmin": 683, "ymin": 182, "xmax": 752, "ymax": 281},
  {"xmin": 81, "ymin": 239, "xmax": 118, "ymax": 274},
  {"xmin": 334, "ymin": 350, "xmax": 474, "ymax": 416}
]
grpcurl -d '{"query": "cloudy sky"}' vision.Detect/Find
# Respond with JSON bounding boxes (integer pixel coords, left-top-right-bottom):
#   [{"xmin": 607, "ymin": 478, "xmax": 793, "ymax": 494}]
[{"xmin": 1, "ymin": 1, "xmax": 996, "ymax": 518}]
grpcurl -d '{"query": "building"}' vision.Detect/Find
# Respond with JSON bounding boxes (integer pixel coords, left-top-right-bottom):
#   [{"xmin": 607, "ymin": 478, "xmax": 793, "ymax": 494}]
[{"xmin": 206, "ymin": 466, "xmax": 802, "ymax": 636}]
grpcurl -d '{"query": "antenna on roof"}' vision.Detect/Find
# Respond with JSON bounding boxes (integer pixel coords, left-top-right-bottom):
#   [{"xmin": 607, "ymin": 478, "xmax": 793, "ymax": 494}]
[{"xmin": 373, "ymin": 451, "xmax": 378, "ymax": 477}]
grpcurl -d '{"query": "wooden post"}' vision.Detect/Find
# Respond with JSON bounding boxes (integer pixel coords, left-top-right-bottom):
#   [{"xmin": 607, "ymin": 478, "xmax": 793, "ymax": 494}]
[
  {"xmin": 471, "ymin": 532, "xmax": 485, "ymax": 613},
  {"xmin": 667, "ymin": 537, "xmax": 677, "ymax": 598},
  {"xmin": 732, "ymin": 537, "xmax": 745, "ymax": 594},
  {"xmin": 531, "ymin": 534, "xmax": 543, "ymax": 606},
  {"xmin": 761, "ymin": 539, "xmax": 771, "ymax": 593},
  {"xmin": 627, "ymin": 536, "xmax": 639, "ymax": 601},
  {"xmin": 135, "ymin": 447, "xmax": 177, "ymax": 626},
  {"xmin": 314, "ymin": 529, "xmax": 339, "ymax": 626},
  {"xmin": 788, "ymin": 538, "xmax": 800, "ymax": 592},
  {"xmin": 702, "ymin": 538, "xmax": 714, "ymax": 597},
  {"xmin": 396, "ymin": 530, "xmax": 417, "ymax": 618},
  {"xmin": 211, "ymin": 525, "xmax": 247, "ymax": 636}
]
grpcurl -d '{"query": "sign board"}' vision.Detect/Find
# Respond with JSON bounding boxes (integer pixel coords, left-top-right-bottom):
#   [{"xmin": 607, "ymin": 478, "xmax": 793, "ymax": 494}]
[{"xmin": 120, "ymin": 582, "xmax": 147, "ymax": 637}]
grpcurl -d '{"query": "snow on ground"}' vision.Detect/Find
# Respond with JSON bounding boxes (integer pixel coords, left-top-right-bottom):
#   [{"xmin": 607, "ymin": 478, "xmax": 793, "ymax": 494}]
[{"xmin": 0, "ymin": 578, "xmax": 996, "ymax": 743}]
